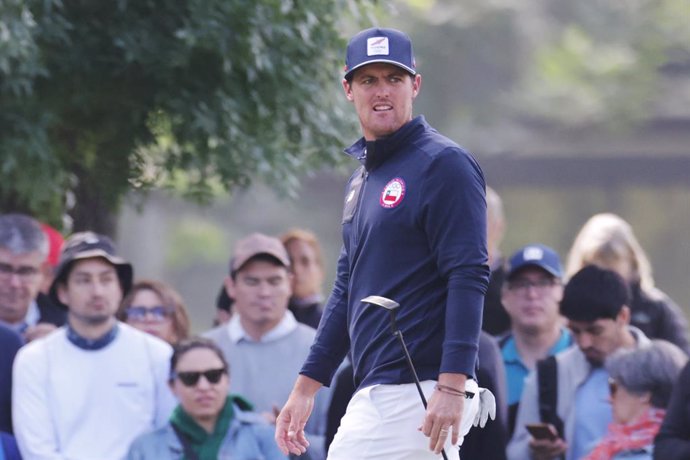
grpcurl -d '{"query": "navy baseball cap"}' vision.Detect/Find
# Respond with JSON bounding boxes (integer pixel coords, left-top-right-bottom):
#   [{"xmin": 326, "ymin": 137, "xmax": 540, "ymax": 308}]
[
  {"xmin": 344, "ymin": 27, "xmax": 416, "ymax": 80},
  {"xmin": 506, "ymin": 244, "xmax": 563, "ymax": 280}
]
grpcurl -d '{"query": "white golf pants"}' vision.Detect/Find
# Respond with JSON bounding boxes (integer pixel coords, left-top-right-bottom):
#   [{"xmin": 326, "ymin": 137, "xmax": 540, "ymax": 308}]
[{"xmin": 328, "ymin": 379, "xmax": 480, "ymax": 460}]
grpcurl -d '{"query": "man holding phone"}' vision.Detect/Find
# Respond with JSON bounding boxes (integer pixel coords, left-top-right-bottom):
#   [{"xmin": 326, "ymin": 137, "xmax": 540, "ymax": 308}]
[
  {"xmin": 507, "ymin": 266, "xmax": 651, "ymax": 460},
  {"xmin": 499, "ymin": 244, "xmax": 571, "ymax": 436},
  {"xmin": 525, "ymin": 423, "xmax": 558, "ymax": 441}
]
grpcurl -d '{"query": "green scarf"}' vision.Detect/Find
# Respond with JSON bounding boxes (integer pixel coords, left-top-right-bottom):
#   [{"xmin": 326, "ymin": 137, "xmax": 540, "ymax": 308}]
[{"xmin": 169, "ymin": 395, "xmax": 254, "ymax": 460}]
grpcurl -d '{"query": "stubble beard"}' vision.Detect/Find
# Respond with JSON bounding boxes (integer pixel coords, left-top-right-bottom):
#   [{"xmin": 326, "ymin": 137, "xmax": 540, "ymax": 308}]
[{"xmin": 71, "ymin": 311, "xmax": 112, "ymax": 326}]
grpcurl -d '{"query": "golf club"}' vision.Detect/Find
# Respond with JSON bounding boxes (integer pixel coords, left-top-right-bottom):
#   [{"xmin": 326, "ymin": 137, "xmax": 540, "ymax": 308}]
[{"xmin": 362, "ymin": 295, "xmax": 450, "ymax": 460}]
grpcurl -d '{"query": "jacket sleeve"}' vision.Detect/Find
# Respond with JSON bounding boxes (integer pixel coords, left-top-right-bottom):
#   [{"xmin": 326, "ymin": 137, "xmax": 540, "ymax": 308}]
[
  {"xmin": 150, "ymin": 342, "xmax": 177, "ymax": 428},
  {"xmin": 654, "ymin": 361, "xmax": 690, "ymax": 459},
  {"xmin": 300, "ymin": 245, "xmax": 351, "ymax": 386},
  {"xmin": 480, "ymin": 332, "xmax": 509, "ymax": 431},
  {"xmin": 506, "ymin": 369, "xmax": 541, "ymax": 460},
  {"xmin": 422, "ymin": 148, "xmax": 489, "ymax": 376},
  {"xmin": 124, "ymin": 436, "xmax": 145, "ymax": 460},
  {"xmin": 12, "ymin": 343, "xmax": 66, "ymax": 460},
  {"xmin": 459, "ymin": 333, "xmax": 508, "ymax": 460},
  {"xmin": 655, "ymin": 291, "xmax": 690, "ymax": 355},
  {"xmin": 0, "ymin": 327, "xmax": 22, "ymax": 434}
]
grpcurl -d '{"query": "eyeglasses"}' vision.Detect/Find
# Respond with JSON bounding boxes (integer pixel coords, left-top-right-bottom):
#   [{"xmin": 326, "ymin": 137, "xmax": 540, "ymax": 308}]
[
  {"xmin": 172, "ymin": 368, "xmax": 227, "ymax": 387},
  {"xmin": 125, "ymin": 306, "xmax": 174, "ymax": 322},
  {"xmin": 0, "ymin": 263, "xmax": 40, "ymax": 281},
  {"xmin": 507, "ymin": 278, "xmax": 558, "ymax": 294},
  {"xmin": 608, "ymin": 378, "xmax": 618, "ymax": 396}
]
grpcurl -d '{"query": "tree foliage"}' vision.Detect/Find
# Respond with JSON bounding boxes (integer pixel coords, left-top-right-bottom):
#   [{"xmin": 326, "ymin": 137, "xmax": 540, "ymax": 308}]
[
  {"xmin": 1, "ymin": 0, "xmax": 370, "ymax": 232},
  {"xmin": 394, "ymin": 0, "xmax": 690, "ymax": 149},
  {"xmin": 513, "ymin": 0, "xmax": 690, "ymax": 126}
]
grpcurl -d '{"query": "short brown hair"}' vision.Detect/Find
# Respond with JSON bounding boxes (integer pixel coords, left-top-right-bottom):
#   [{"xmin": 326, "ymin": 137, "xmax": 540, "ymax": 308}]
[{"xmin": 280, "ymin": 228, "xmax": 324, "ymax": 268}]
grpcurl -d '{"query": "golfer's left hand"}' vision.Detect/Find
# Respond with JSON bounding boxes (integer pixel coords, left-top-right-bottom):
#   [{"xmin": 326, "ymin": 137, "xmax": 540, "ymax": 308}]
[
  {"xmin": 473, "ymin": 387, "xmax": 496, "ymax": 428},
  {"xmin": 420, "ymin": 386, "xmax": 464, "ymax": 454}
]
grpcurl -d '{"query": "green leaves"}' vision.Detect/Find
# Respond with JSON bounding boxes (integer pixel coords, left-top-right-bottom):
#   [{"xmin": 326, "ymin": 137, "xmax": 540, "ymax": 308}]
[
  {"xmin": 513, "ymin": 0, "xmax": 685, "ymax": 127},
  {"xmin": 1, "ymin": 0, "xmax": 361, "ymax": 230}
]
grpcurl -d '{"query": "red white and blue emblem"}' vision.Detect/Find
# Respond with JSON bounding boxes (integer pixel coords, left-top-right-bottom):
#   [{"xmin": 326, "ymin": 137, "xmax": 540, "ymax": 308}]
[{"xmin": 380, "ymin": 178, "xmax": 406, "ymax": 208}]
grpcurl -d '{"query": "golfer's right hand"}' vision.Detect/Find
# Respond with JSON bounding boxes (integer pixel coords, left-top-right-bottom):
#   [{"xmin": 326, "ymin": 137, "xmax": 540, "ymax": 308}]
[{"xmin": 275, "ymin": 392, "xmax": 313, "ymax": 456}]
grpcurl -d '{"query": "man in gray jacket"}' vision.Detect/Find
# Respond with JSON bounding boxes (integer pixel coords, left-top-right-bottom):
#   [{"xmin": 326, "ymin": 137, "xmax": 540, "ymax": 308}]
[{"xmin": 507, "ymin": 265, "xmax": 651, "ymax": 460}]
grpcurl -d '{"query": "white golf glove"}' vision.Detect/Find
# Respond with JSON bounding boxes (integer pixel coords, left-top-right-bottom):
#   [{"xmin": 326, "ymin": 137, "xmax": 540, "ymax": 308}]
[{"xmin": 472, "ymin": 387, "xmax": 496, "ymax": 428}]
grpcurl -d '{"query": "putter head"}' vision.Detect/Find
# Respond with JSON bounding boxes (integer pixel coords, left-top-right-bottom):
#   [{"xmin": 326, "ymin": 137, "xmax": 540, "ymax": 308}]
[{"xmin": 361, "ymin": 295, "xmax": 400, "ymax": 311}]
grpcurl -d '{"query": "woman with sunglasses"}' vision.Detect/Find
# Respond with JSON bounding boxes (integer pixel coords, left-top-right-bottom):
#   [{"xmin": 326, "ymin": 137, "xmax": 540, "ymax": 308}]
[
  {"xmin": 127, "ymin": 337, "xmax": 286, "ymax": 459},
  {"xmin": 583, "ymin": 340, "xmax": 687, "ymax": 460},
  {"xmin": 117, "ymin": 279, "xmax": 190, "ymax": 345}
]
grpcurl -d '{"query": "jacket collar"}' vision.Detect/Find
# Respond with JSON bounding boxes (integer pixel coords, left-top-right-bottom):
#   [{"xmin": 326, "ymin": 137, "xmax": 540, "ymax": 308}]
[
  {"xmin": 164, "ymin": 399, "xmax": 261, "ymax": 454},
  {"xmin": 344, "ymin": 115, "xmax": 427, "ymax": 171}
]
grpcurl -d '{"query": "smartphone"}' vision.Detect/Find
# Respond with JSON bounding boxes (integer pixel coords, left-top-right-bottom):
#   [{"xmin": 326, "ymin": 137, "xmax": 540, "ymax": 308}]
[{"xmin": 525, "ymin": 423, "xmax": 558, "ymax": 441}]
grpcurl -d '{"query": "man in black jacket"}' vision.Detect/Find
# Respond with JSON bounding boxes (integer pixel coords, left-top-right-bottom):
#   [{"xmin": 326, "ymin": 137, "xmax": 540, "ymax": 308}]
[
  {"xmin": 654, "ymin": 360, "xmax": 690, "ymax": 458},
  {"xmin": 0, "ymin": 214, "xmax": 66, "ymax": 342},
  {"xmin": 0, "ymin": 323, "xmax": 22, "ymax": 433}
]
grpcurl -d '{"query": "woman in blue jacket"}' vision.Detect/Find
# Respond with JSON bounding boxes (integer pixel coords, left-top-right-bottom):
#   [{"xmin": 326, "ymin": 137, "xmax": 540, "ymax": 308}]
[{"xmin": 127, "ymin": 338, "xmax": 286, "ymax": 460}]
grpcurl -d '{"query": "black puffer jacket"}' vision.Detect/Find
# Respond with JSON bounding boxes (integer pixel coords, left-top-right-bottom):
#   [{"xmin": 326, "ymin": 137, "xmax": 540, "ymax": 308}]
[
  {"xmin": 629, "ymin": 283, "xmax": 690, "ymax": 355},
  {"xmin": 654, "ymin": 361, "xmax": 690, "ymax": 459}
]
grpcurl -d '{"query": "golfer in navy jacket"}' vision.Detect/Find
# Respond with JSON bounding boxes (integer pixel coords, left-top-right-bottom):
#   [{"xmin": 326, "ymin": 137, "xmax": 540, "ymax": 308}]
[{"xmin": 276, "ymin": 27, "xmax": 490, "ymax": 460}]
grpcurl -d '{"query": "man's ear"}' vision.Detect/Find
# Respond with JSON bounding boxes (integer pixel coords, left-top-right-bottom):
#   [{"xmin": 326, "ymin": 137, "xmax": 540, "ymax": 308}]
[
  {"xmin": 411, "ymin": 74, "xmax": 422, "ymax": 98},
  {"xmin": 343, "ymin": 79, "xmax": 354, "ymax": 101},
  {"xmin": 617, "ymin": 305, "xmax": 631, "ymax": 325},
  {"xmin": 224, "ymin": 275, "xmax": 236, "ymax": 300},
  {"xmin": 57, "ymin": 283, "xmax": 69, "ymax": 306}
]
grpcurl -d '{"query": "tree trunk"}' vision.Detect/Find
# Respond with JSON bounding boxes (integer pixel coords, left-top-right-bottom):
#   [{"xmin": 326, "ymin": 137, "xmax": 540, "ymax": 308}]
[{"xmin": 69, "ymin": 166, "xmax": 120, "ymax": 238}]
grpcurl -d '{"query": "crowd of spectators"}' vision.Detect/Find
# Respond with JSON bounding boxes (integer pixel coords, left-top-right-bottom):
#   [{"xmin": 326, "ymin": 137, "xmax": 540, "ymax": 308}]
[{"xmin": 0, "ymin": 201, "xmax": 688, "ymax": 460}]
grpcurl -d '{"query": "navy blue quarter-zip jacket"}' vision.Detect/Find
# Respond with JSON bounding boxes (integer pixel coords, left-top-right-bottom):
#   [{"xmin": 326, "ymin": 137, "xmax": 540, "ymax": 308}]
[{"xmin": 301, "ymin": 116, "xmax": 489, "ymax": 391}]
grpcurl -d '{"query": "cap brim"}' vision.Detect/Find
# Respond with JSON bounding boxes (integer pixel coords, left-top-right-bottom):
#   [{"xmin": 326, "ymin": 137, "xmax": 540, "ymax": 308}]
[
  {"xmin": 345, "ymin": 60, "xmax": 416, "ymax": 79},
  {"xmin": 232, "ymin": 252, "xmax": 290, "ymax": 274},
  {"xmin": 507, "ymin": 262, "xmax": 561, "ymax": 280}
]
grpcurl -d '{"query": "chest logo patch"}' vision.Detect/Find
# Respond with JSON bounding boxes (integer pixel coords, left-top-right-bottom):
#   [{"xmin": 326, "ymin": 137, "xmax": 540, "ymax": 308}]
[{"xmin": 380, "ymin": 178, "xmax": 406, "ymax": 208}]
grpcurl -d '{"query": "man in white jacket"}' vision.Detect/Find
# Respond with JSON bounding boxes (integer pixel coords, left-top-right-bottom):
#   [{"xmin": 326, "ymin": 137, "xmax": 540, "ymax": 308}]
[{"xmin": 12, "ymin": 232, "xmax": 176, "ymax": 460}]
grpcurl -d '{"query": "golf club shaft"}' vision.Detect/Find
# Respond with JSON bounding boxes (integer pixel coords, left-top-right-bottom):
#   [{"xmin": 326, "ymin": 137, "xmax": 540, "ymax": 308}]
[
  {"xmin": 395, "ymin": 331, "xmax": 428, "ymax": 407},
  {"xmin": 395, "ymin": 330, "xmax": 449, "ymax": 460}
]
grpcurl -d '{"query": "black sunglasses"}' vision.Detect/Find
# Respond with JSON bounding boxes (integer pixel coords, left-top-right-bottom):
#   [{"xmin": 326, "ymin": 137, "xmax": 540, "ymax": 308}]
[{"xmin": 172, "ymin": 368, "xmax": 227, "ymax": 387}]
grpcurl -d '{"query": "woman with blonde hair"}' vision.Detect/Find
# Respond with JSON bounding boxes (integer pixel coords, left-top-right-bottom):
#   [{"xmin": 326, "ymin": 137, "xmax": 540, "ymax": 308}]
[
  {"xmin": 118, "ymin": 279, "xmax": 191, "ymax": 345},
  {"xmin": 566, "ymin": 213, "xmax": 689, "ymax": 354}
]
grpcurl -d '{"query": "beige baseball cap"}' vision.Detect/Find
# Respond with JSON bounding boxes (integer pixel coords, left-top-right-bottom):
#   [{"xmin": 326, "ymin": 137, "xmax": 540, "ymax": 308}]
[{"xmin": 231, "ymin": 233, "xmax": 290, "ymax": 273}]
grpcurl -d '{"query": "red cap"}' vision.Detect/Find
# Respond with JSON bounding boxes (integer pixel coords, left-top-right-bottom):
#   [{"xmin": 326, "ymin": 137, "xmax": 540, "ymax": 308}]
[{"xmin": 40, "ymin": 223, "xmax": 64, "ymax": 268}]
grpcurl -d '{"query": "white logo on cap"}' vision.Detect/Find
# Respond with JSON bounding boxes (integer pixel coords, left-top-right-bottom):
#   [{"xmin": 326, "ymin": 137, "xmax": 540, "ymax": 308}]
[
  {"xmin": 523, "ymin": 246, "xmax": 544, "ymax": 261},
  {"xmin": 367, "ymin": 36, "xmax": 389, "ymax": 56}
]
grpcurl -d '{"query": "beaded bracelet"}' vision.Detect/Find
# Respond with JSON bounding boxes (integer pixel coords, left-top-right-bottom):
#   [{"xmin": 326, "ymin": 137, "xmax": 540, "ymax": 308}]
[{"xmin": 434, "ymin": 384, "xmax": 466, "ymax": 397}]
